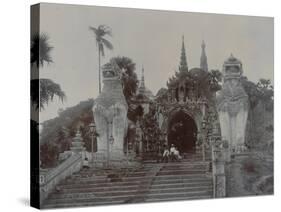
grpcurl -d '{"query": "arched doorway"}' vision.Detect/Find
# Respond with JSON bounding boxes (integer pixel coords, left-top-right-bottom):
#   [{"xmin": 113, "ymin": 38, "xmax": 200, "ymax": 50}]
[{"xmin": 168, "ymin": 110, "xmax": 197, "ymax": 153}]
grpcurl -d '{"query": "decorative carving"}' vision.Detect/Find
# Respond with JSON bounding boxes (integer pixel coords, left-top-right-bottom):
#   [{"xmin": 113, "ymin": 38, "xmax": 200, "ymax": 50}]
[
  {"xmin": 93, "ymin": 59, "xmax": 128, "ymax": 162},
  {"xmin": 216, "ymin": 175, "xmax": 226, "ymax": 197},
  {"xmin": 216, "ymin": 54, "xmax": 249, "ymax": 152}
]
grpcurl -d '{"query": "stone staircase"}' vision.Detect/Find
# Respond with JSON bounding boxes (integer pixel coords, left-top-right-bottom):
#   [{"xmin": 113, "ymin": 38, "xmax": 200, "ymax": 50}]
[{"xmin": 42, "ymin": 151, "xmax": 213, "ymax": 208}]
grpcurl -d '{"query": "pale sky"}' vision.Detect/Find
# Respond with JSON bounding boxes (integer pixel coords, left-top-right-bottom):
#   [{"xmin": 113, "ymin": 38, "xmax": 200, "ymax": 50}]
[{"xmin": 38, "ymin": 3, "xmax": 274, "ymax": 122}]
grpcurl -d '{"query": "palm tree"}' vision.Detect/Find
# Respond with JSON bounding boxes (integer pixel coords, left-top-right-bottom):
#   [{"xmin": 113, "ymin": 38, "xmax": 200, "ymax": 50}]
[
  {"xmin": 89, "ymin": 25, "xmax": 113, "ymax": 93},
  {"xmin": 31, "ymin": 33, "xmax": 65, "ymax": 110}
]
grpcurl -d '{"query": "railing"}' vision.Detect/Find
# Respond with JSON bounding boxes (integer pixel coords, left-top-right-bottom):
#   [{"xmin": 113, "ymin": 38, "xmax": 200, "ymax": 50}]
[
  {"xmin": 39, "ymin": 153, "xmax": 83, "ymax": 204},
  {"xmin": 211, "ymin": 141, "xmax": 226, "ymax": 198}
]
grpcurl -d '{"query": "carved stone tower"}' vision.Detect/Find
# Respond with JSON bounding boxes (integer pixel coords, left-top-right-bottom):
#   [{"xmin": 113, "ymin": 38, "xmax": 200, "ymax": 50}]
[{"xmin": 216, "ymin": 54, "xmax": 249, "ymax": 153}]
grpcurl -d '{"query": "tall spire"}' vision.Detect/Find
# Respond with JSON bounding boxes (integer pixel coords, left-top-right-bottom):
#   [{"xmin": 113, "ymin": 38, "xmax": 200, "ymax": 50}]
[
  {"xmin": 140, "ymin": 65, "xmax": 145, "ymax": 89},
  {"xmin": 200, "ymin": 40, "xmax": 208, "ymax": 71},
  {"xmin": 179, "ymin": 35, "xmax": 188, "ymax": 72},
  {"xmin": 139, "ymin": 65, "xmax": 146, "ymax": 94}
]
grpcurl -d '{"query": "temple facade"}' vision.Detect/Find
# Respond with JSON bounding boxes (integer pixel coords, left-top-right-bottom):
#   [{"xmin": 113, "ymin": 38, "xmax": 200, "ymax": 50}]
[
  {"xmin": 154, "ymin": 37, "xmax": 213, "ymax": 153},
  {"xmin": 92, "ymin": 37, "xmax": 249, "ymax": 163}
]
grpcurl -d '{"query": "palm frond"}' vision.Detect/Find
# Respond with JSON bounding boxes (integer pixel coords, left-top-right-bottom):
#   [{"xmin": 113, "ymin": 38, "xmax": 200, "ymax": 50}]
[
  {"xmin": 99, "ymin": 43, "xmax": 105, "ymax": 57},
  {"xmin": 100, "ymin": 37, "xmax": 113, "ymax": 50},
  {"xmin": 39, "ymin": 79, "xmax": 66, "ymax": 110},
  {"xmin": 89, "ymin": 26, "xmax": 98, "ymax": 35},
  {"xmin": 31, "ymin": 33, "xmax": 53, "ymax": 68},
  {"xmin": 98, "ymin": 25, "xmax": 112, "ymax": 37}
]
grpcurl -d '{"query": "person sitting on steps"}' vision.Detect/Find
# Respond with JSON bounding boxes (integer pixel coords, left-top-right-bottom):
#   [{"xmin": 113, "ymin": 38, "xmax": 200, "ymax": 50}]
[
  {"xmin": 162, "ymin": 145, "xmax": 170, "ymax": 163},
  {"xmin": 170, "ymin": 144, "xmax": 177, "ymax": 162},
  {"xmin": 174, "ymin": 147, "xmax": 182, "ymax": 161}
]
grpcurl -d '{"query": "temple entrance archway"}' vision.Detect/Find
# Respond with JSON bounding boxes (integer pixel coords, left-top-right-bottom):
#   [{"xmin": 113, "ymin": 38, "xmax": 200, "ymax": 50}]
[{"xmin": 167, "ymin": 110, "xmax": 197, "ymax": 153}]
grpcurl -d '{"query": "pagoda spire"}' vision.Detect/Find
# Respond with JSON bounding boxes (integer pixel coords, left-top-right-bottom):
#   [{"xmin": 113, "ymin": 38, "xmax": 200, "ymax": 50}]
[
  {"xmin": 140, "ymin": 65, "xmax": 145, "ymax": 89},
  {"xmin": 200, "ymin": 40, "xmax": 208, "ymax": 71},
  {"xmin": 179, "ymin": 35, "xmax": 188, "ymax": 72},
  {"xmin": 139, "ymin": 65, "xmax": 146, "ymax": 94}
]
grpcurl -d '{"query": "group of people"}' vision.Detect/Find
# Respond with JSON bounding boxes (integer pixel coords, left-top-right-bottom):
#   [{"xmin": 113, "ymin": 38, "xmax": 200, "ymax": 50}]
[{"xmin": 157, "ymin": 144, "xmax": 182, "ymax": 163}]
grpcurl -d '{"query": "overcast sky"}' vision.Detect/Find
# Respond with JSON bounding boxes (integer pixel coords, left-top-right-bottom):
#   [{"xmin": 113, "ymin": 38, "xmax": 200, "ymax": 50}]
[{"xmin": 38, "ymin": 3, "xmax": 273, "ymax": 122}]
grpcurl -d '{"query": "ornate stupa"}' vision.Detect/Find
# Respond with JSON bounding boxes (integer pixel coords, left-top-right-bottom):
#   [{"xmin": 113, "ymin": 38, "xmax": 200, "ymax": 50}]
[{"xmin": 138, "ymin": 66, "xmax": 154, "ymax": 100}]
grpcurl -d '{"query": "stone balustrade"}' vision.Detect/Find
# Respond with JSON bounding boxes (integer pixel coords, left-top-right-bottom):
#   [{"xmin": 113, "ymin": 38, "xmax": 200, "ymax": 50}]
[
  {"xmin": 39, "ymin": 153, "xmax": 83, "ymax": 205},
  {"xmin": 212, "ymin": 147, "xmax": 226, "ymax": 198},
  {"xmin": 210, "ymin": 127, "xmax": 227, "ymax": 198}
]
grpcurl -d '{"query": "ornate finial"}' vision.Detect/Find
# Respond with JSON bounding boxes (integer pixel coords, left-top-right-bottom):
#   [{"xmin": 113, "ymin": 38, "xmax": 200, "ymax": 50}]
[
  {"xmin": 201, "ymin": 40, "xmax": 206, "ymax": 49},
  {"xmin": 139, "ymin": 65, "xmax": 145, "ymax": 92},
  {"xmin": 200, "ymin": 40, "xmax": 208, "ymax": 71},
  {"xmin": 179, "ymin": 35, "xmax": 188, "ymax": 72}
]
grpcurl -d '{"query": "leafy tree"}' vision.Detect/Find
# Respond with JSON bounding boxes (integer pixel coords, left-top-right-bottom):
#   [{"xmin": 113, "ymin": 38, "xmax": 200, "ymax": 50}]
[
  {"xmin": 31, "ymin": 33, "xmax": 53, "ymax": 67},
  {"xmin": 40, "ymin": 142, "xmax": 59, "ymax": 168},
  {"xmin": 103, "ymin": 57, "xmax": 139, "ymax": 123},
  {"xmin": 30, "ymin": 33, "xmax": 65, "ymax": 110},
  {"xmin": 140, "ymin": 103, "xmax": 161, "ymax": 152},
  {"xmin": 241, "ymin": 77, "xmax": 274, "ymax": 147},
  {"xmin": 113, "ymin": 56, "xmax": 139, "ymax": 103},
  {"xmin": 257, "ymin": 79, "xmax": 274, "ymax": 112},
  {"xmin": 89, "ymin": 25, "xmax": 113, "ymax": 93},
  {"xmin": 241, "ymin": 76, "xmax": 260, "ymax": 110},
  {"xmin": 209, "ymin": 69, "xmax": 222, "ymax": 92}
]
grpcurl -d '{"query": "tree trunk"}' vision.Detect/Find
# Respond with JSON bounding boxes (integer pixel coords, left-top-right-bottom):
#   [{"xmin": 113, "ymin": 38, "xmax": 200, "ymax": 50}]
[{"xmin": 98, "ymin": 47, "xmax": 101, "ymax": 94}]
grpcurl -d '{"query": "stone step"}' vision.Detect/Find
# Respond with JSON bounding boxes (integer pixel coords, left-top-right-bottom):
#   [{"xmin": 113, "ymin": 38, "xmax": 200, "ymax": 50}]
[
  {"xmin": 145, "ymin": 195, "xmax": 212, "ymax": 203},
  {"xmin": 45, "ymin": 188, "xmax": 213, "ymax": 205},
  {"xmin": 49, "ymin": 186, "xmax": 212, "ymax": 200},
  {"xmin": 146, "ymin": 190, "xmax": 213, "ymax": 199},
  {"xmin": 43, "ymin": 193, "xmax": 213, "ymax": 209},
  {"xmin": 60, "ymin": 177, "xmax": 211, "ymax": 189},
  {"xmin": 61, "ymin": 173, "xmax": 211, "ymax": 186},
  {"xmin": 143, "ymin": 161, "xmax": 210, "ymax": 167},
  {"xmin": 43, "ymin": 199, "xmax": 124, "ymax": 208},
  {"xmin": 59, "ymin": 181, "xmax": 212, "ymax": 194},
  {"xmin": 150, "ymin": 181, "xmax": 212, "ymax": 189},
  {"xmin": 50, "ymin": 182, "xmax": 212, "ymax": 197},
  {"xmin": 148, "ymin": 186, "xmax": 212, "ymax": 194},
  {"xmin": 152, "ymin": 178, "xmax": 211, "ymax": 185},
  {"xmin": 58, "ymin": 184, "xmax": 140, "ymax": 193},
  {"xmin": 42, "ymin": 200, "xmax": 124, "ymax": 209},
  {"xmin": 156, "ymin": 170, "xmax": 207, "ymax": 176},
  {"xmin": 76, "ymin": 164, "xmax": 208, "ymax": 176}
]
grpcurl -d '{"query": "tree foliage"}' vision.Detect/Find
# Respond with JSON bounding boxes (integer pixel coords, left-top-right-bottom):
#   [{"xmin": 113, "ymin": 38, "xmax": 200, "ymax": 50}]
[
  {"xmin": 140, "ymin": 103, "xmax": 162, "ymax": 151},
  {"xmin": 89, "ymin": 25, "xmax": 113, "ymax": 56},
  {"xmin": 40, "ymin": 99, "xmax": 95, "ymax": 167},
  {"xmin": 31, "ymin": 33, "xmax": 53, "ymax": 67},
  {"xmin": 89, "ymin": 25, "xmax": 113, "ymax": 93},
  {"xmin": 112, "ymin": 56, "xmax": 139, "ymax": 103},
  {"xmin": 30, "ymin": 32, "xmax": 66, "ymax": 110}
]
